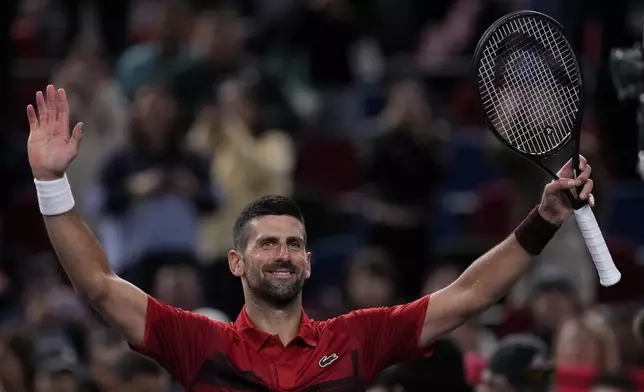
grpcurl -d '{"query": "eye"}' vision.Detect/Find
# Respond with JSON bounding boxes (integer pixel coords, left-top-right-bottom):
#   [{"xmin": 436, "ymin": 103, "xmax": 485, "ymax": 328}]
[
  {"xmin": 288, "ymin": 241, "xmax": 301, "ymax": 249},
  {"xmin": 260, "ymin": 239, "xmax": 277, "ymax": 247}
]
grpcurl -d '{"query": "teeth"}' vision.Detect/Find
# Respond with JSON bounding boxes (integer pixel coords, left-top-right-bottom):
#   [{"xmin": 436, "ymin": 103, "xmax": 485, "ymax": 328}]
[{"xmin": 270, "ymin": 271, "xmax": 291, "ymax": 275}]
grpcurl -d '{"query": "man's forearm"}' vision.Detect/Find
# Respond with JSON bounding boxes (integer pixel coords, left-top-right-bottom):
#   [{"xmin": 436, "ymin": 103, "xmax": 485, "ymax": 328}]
[
  {"xmin": 453, "ymin": 234, "xmax": 533, "ymax": 312},
  {"xmin": 453, "ymin": 204, "xmax": 561, "ymax": 313},
  {"xmin": 44, "ymin": 210, "xmax": 114, "ymax": 301},
  {"xmin": 418, "ymin": 231, "xmax": 538, "ymax": 346}
]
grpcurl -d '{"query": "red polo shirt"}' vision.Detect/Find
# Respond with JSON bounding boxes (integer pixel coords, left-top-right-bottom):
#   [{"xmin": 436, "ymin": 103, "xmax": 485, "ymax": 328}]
[{"xmin": 131, "ymin": 295, "xmax": 432, "ymax": 391}]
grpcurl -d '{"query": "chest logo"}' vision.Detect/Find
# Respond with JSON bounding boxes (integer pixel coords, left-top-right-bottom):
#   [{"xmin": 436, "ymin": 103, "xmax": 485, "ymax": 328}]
[{"xmin": 318, "ymin": 353, "xmax": 339, "ymax": 368}]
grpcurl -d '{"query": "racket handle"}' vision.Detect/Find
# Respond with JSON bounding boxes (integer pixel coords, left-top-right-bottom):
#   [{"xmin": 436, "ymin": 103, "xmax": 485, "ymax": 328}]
[{"xmin": 573, "ymin": 205, "xmax": 621, "ymax": 287}]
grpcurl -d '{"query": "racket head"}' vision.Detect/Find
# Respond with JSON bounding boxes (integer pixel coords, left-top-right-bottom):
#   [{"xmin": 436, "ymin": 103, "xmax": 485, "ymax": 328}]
[{"xmin": 474, "ymin": 10, "xmax": 584, "ymax": 160}]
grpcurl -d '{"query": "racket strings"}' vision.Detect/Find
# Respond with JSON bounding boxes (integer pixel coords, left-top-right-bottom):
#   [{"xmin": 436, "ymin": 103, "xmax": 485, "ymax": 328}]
[
  {"xmin": 487, "ymin": 20, "xmax": 575, "ymax": 150},
  {"xmin": 494, "ymin": 22, "xmax": 575, "ymax": 151},
  {"xmin": 478, "ymin": 16, "xmax": 582, "ymax": 156}
]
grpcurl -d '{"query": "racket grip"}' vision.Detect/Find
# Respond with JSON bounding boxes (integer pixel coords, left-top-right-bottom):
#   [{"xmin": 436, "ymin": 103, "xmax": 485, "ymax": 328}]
[{"xmin": 573, "ymin": 205, "xmax": 621, "ymax": 287}]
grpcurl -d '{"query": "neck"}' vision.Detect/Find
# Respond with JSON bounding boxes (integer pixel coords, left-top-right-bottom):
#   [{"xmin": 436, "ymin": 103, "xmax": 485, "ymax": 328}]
[{"xmin": 244, "ymin": 294, "xmax": 302, "ymax": 345}]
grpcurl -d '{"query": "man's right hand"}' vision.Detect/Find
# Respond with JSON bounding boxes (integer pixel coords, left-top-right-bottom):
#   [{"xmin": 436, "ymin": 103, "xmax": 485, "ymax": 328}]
[
  {"xmin": 27, "ymin": 85, "xmax": 84, "ymax": 181},
  {"xmin": 27, "ymin": 85, "xmax": 150, "ymax": 348}
]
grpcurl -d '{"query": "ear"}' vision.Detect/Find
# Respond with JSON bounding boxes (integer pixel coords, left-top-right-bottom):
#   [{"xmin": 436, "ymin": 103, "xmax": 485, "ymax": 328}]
[
  {"xmin": 228, "ymin": 250, "xmax": 244, "ymax": 277},
  {"xmin": 304, "ymin": 252, "xmax": 312, "ymax": 279}
]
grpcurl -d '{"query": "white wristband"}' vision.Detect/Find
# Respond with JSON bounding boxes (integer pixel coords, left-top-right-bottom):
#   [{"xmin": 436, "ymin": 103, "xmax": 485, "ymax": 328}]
[{"xmin": 34, "ymin": 174, "xmax": 75, "ymax": 216}]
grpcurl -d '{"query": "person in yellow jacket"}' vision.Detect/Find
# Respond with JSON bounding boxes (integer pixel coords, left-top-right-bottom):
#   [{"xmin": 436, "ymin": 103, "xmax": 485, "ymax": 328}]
[{"xmin": 187, "ymin": 76, "xmax": 296, "ymax": 264}]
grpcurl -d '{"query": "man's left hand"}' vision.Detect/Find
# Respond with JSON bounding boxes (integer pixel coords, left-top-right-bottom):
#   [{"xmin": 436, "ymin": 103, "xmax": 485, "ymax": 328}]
[{"xmin": 538, "ymin": 155, "xmax": 594, "ymax": 225}]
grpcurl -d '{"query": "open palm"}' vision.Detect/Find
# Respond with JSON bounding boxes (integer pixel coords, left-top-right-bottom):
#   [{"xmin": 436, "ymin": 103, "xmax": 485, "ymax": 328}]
[{"xmin": 27, "ymin": 85, "xmax": 83, "ymax": 181}]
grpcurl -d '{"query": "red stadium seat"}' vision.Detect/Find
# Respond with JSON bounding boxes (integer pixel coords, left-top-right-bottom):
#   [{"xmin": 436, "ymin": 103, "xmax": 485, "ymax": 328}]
[
  {"xmin": 554, "ymin": 365, "xmax": 598, "ymax": 392},
  {"xmin": 464, "ymin": 359, "xmax": 644, "ymax": 391},
  {"xmin": 464, "ymin": 352, "xmax": 486, "ymax": 386},
  {"xmin": 554, "ymin": 365, "xmax": 644, "ymax": 392}
]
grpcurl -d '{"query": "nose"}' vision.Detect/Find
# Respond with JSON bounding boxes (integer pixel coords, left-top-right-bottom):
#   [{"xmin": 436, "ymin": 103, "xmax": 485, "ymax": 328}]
[{"xmin": 274, "ymin": 243, "xmax": 290, "ymax": 262}]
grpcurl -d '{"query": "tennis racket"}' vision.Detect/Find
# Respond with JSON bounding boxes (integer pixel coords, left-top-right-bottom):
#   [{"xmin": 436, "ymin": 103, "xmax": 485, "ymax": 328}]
[{"xmin": 473, "ymin": 10, "xmax": 621, "ymax": 287}]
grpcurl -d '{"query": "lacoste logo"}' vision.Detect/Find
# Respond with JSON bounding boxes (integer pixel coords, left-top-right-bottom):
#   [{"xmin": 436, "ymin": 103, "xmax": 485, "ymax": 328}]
[{"xmin": 318, "ymin": 353, "xmax": 339, "ymax": 368}]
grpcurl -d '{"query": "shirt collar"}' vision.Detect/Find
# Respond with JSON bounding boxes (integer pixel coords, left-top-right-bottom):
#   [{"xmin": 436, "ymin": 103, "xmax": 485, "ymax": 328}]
[{"xmin": 234, "ymin": 306, "xmax": 318, "ymax": 350}]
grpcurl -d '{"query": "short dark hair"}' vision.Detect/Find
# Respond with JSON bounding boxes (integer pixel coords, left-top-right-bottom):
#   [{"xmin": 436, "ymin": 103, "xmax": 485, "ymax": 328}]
[
  {"xmin": 233, "ymin": 195, "xmax": 305, "ymax": 250},
  {"xmin": 114, "ymin": 352, "xmax": 164, "ymax": 382}
]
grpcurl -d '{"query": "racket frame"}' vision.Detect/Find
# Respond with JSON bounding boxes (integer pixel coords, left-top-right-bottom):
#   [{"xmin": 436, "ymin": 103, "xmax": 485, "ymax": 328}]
[{"xmin": 473, "ymin": 10, "xmax": 586, "ymax": 208}]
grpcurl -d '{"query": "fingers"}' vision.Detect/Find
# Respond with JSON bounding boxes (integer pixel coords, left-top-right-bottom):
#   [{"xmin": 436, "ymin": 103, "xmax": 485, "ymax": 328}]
[
  {"xmin": 545, "ymin": 178, "xmax": 582, "ymax": 195},
  {"xmin": 557, "ymin": 154, "xmax": 588, "ymax": 178},
  {"xmin": 545, "ymin": 175, "xmax": 595, "ymax": 208},
  {"xmin": 35, "ymin": 91, "xmax": 48, "ymax": 125},
  {"xmin": 46, "ymin": 85, "xmax": 58, "ymax": 120},
  {"xmin": 57, "ymin": 88, "xmax": 69, "ymax": 118},
  {"xmin": 70, "ymin": 122, "xmax": 84, "ymax": 149},
  {"xmin": 26, "ymin": 105, "xmax": 38, "ymax": 130},
  {"xmin": 576, "ymin": 163, "xmax": 592, "ymax": 182},
  {"xmin": 30, "ymin": 86, "xmax": 71, "ymax": 135},
  {"xmin": 579, "ymin": 179, "xmax": 594, "ymax": 200}
]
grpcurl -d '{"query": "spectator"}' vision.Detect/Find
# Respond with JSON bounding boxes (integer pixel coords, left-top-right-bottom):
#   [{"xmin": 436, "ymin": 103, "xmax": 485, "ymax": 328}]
[
  {"xmin": 33, "ymin": 341, "xmax": 81, "ymax": 392},
  {"xmin": 115, "ymin": 0, "xmax": 195, "ymax": 101},
  {"xmin": 114, "ymin": 352, "xmax": 169, "ymax": 392},
  {"xmin": 173, "ymin": 5, "xmax": 244, "ymax": 127},
  {"xmin": 51, "ymin": 48, "xmax": 129, "ymax": 223},
  {"xmin": 151, "ymin": 263, "xmax": 205, "ymax": 311},
  {"xmin": 363, "ymin": 78, "xmax": 448, "ymax": 299},
  {"xmin": 481, "ymin": 334, "xmax": 552, "ymax": 392},
  {"xmin": 526, "ymin": 273, "xmax": 581, "ymax": 353},
  {"xmin": 97, "ymin": 82, "xmax": 220, "ymax": 289},
  {"xmin": 634, "ymin": 307, "xmax": 644, "ymax": 346},
  {"xmin": 87, "ymin": 328, "xmax": 128, "ymax": 392},
  {"xmin": 554, "ymin": 312, "xmax": 620, "ymax": 372},
  {"xmin": 174, "ymin": 5, "xmax": 297, "ymax": 134},
  {"xmin": 0, "ymin": 336, "xmax": 27, "ymax": 392},
  {"xmin": 604, "ymin": 304, "xmax": 644, "ymax": 367},
  {"xmin": 289, "ymin": 0, "xmax": 363, "ymax": 130},
  {"xmin": 187, "ymin": 75, "xmax": 295, "ymax": 264},
  {"xmin": 368, "ymin": 338, "xmax": 473, "ymax": 392},
  {"xmin": 344, "ymin": 247, "xmax": 399, "ymax": 310}
]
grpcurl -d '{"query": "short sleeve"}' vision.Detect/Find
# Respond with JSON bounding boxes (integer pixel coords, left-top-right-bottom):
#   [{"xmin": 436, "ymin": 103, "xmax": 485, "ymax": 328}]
[
  {"xmin": 129, "ymin": 296, "xmax": 227, "ymax": 386},
  {"xmin": 338, "ymin": 295, "xmax": 432, "ymax": 381}
]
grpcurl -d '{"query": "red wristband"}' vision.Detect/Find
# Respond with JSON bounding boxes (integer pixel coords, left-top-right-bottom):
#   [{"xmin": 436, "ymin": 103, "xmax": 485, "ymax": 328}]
[{"xmin": 514, "ymin": 206, "xmax": 560, "ymax": 255}]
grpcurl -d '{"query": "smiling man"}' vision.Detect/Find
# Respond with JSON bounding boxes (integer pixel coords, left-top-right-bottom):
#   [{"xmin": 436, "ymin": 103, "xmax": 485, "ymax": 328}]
[{"xmin": 26, "ymin": 85, "xmax": 595, "ymax": 391}]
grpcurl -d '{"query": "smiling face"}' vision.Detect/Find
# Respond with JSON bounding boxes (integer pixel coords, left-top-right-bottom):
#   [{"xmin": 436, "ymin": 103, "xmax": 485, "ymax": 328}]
[{"xmin": 229, "ymin": 215, "xmax": 311, "ymax": 308}]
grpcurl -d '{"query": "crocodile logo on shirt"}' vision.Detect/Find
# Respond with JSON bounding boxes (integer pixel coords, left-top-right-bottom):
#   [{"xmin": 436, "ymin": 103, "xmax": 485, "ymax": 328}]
[{"xmin": 318, "ymin": 353, "xmax": 339, "ymax": 368}]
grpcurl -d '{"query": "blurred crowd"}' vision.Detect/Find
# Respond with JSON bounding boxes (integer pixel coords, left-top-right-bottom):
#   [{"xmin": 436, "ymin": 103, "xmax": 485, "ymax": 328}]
[{"xmin": 1, "ymin": 0, "xmax": 644, "ymax": 391}]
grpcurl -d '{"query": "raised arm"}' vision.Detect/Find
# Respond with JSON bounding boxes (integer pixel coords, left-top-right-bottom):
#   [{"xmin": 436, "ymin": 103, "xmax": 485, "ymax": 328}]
[
  {"xmin": 419, "ymin": 157, "xmax": 595, "ymax": 347},
  {"xmin": 27, "ymin": 85, "xmax": 148, "ymax": 347}
]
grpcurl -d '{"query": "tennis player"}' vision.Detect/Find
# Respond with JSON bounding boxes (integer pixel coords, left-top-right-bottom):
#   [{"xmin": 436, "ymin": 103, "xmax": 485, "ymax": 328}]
[{"xmin": 27, "ymin": 85, "xmax": 595, "ymax": 391}]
